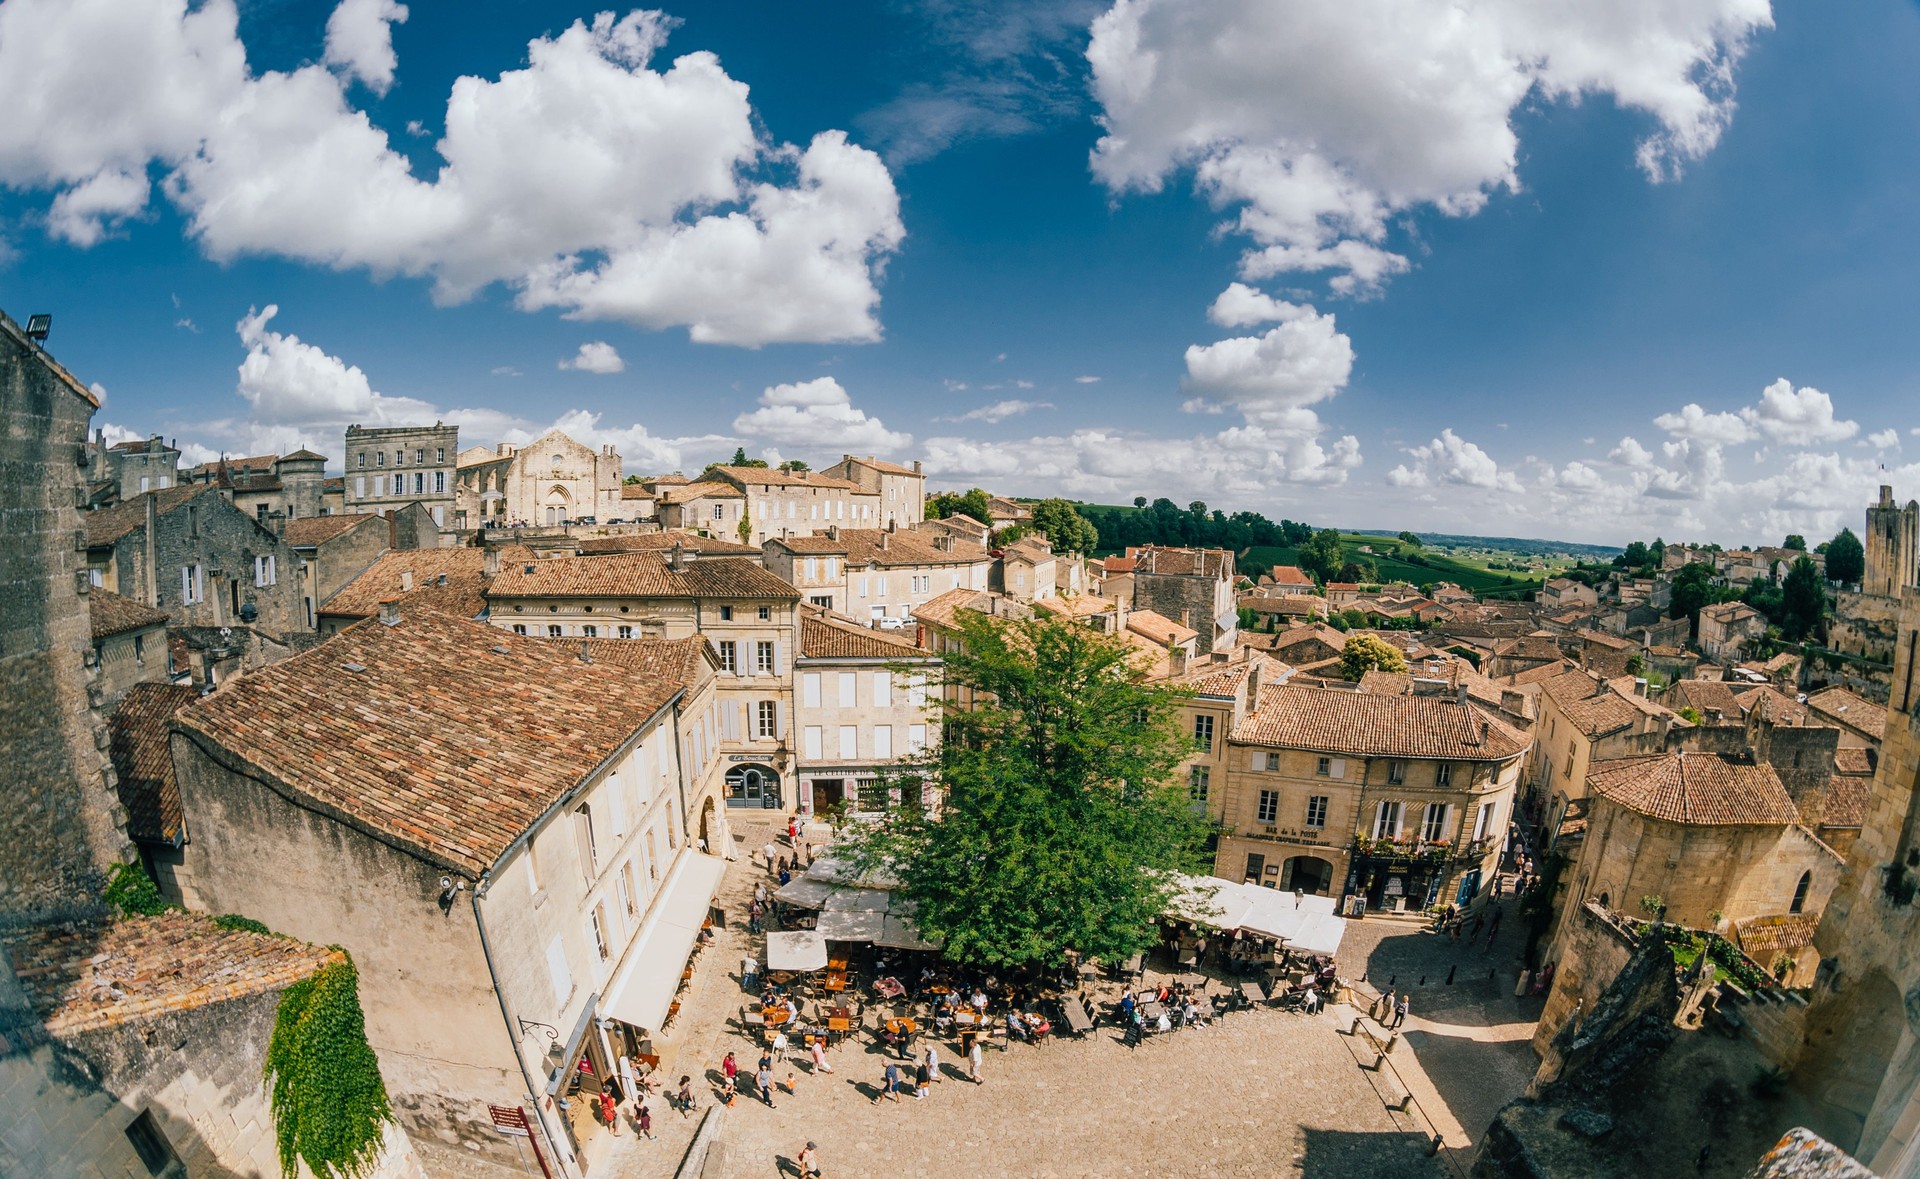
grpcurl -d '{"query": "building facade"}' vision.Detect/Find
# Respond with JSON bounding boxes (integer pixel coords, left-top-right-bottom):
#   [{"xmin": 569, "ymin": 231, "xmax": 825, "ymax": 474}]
[
  {"xmin": 344, "ymin": 422, "xmax": 460, "ymax": 525},
  {"xmin": 1129, "ymin": 546, "xmax": 1238, "ymax": 656},
  {"xmin": 821, "ymin": 455, "xmax": 926, "ymax": 528},
  {"xmin": 793, "ymin": 606, "xmax": 940, "ymax": 815},
  {"xmin": 1216, "ymin": 685, "xmax": 1530, "ymax": 911},
  {"xmin": 452, "ymin": 430, "xmax": 625, "ymax": 528},
  {"xmin": 763, "ymin": 526, "xmax": 992, "ymax": 623}
]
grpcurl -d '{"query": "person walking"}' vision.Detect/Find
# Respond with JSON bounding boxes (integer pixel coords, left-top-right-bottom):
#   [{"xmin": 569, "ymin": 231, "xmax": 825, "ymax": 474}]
[
  {"xmin": 721, "ymin": 1052, "xmax": 739, "ymax": 1103},
  {"xmin": 764, "ymin": 842, "xmax": 778, "ymax": 875},
  {"xmin": 881, "ymin": 1061, "xmax": 902, "ymax": 1102},
  {"xmin": 1392, "ymin": 993, "xmax": 1410, "ymax": 1030},
  {"xmin": 634, "ymin": 1100, "xmax": 655, "ymax": 1140},
  {"xmin": 1376, "ymin": 988, "xmax": 1395, "ymax": 1025},
  {"xmin": 810, "ymin": 1036, "xmax": 833, "ymax": 1074},
  {"xmin": 924, "ymin": 1044, "xmax": 940, "ymax": 1084},
  {"xmin": 914, "ymin": 1056, "xmax": 931, "ymax": 1100},
  {"xmin": 967, "ymin": 1038, "xmax": 983, "ymax": 1084},
  {"xmin": 676, "ymin": 1075, "xmax": 695, "ymax": 1117},
  {"xmin": 798, "ymin": 1141, "xmax": 822, "ymax": 1179},
  {"xmin": 757, "ymin": 1062, "xmax": 777, "ymax": 1108},
  {"xmin": 599, "ymin": 1089, "xmax": 619, "ymax": 1135}
]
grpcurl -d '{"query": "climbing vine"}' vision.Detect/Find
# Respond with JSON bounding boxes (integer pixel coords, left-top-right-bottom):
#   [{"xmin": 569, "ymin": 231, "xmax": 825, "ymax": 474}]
[
  {"xmin": 213, "ymin": 913, "xmax": 272, "ymax": 935},
  {"xmin": 103, "ymin": 861, "xmax": 173, "ymax": 916},
  {"xmin": 264, "ymin": 953, "xmax": 393, "ymax": 1179}
]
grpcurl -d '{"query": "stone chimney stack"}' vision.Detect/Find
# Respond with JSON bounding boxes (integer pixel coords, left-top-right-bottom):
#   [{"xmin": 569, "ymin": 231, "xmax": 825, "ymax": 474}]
[
  {"xmin": 378, "ymin": 599, "xmax": 400, "ymax": 626},
  {"xmin": 670, "ymin": 541, "xmax": 687, "ymax": 572},
  {"xmin": 484, "ymin": 548, "xmax": 500, "ymax": 577},
  {"xmin": 143, "ymin": 492, "xmax": 160, "ymax": 606},
  {"xmin": 1169, "ymin": 646, "xmax": 1188, "ymax": 676},
  {"xmin": 400, "ymin": 570, "xmax": 413, "ymax": 592},
  {"xmin": 880, "ymin": 532, "xmax": 890, "ymax": 552},
  {"xmin": 913, "ymin": 460, "xmax": 922, "ymax": 474}
]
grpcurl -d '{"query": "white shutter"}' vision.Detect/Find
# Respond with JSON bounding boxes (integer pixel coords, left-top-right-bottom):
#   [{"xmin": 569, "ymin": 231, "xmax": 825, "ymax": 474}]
[
  {"xmin": 874, "ymin": 671, "xmax": 892, "ymax": 707},
  {"xmin": 1330, "ymin": 759, "xmax": 1346, "ymax": 779},
  {"xmin": 803, "ymin": 672, "xmax": 821, "ymax": 708},
  {"xmin": 874, "ymin": 726, "xmax": 892, "ymax": 759},
  {"xmin": 804, "ymin": 726, "xmax": 823, "ymax": 760},
  {"xmin": 774, "ymin": 640, "xmax": 786, "ymax": 677},
  {"xmin": 839, "ymin": 672, "xmax": 857, "ymax": 708},
  {"xmin": 1250, "ymin": 751, "xmax": 1264, "ymax": 771},
  {"xmin": 181, "ymin": 567, "xmax": 192, "ymax": 602},
  {"xmin": 545, "ymin": 937, "xmax": 571, "ymax": 1004},
  {"xmin": 775, "ymin": 700, "xmax": 786, "ymax": 741},
  {"xmin": 839, "ymin": 725, "xmax": 857, "ymax": 759}
]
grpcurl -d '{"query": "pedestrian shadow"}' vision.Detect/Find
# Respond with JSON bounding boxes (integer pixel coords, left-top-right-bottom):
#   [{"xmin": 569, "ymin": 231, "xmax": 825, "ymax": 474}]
[
  {"xmin": 938, "ymin": 1063, "xmax": 969, "ymax": 1082},
  {"xmin": 773, "ymin": 1154, "xmax": 800, "ymax": 1176}
]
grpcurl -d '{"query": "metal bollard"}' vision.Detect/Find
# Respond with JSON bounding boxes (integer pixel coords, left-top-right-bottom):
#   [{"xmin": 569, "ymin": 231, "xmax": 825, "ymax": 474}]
[{"xmin": 1384, "ymin": 1031, "xmax": 1399, "ymax": 1054}]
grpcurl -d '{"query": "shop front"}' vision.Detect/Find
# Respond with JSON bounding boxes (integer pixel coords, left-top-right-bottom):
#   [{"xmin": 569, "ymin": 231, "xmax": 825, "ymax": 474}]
[{"xmin": 725, "ymin": 762, "xmax": 783, "ymax": 809}]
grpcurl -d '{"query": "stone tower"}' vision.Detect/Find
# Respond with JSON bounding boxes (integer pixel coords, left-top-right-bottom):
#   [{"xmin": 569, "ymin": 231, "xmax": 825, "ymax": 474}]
[
  {"xmin": 0, "ymin": 311, "xmax": 128, "ymax": 920},
  {"xmin": 1863, "ymin": 484, "xmax": 1919, "ymax": 598}
]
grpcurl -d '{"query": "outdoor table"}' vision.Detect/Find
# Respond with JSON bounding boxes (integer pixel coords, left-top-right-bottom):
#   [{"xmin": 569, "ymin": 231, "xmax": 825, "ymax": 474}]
[
  {"xmin": 928, "ymin": 985, "xmax": 951, "ymax": 995},
  {"xmin": 762, "ymin": 1007, "xmax": 793, "ymax": 1025},
  {"xmin": 953, "ymin": 1011, "xmax": 981, "ymax": 1028},
  {"xmin": 1238, "ymin": 981, "xmax": 1267, "ymax": 1006},
  {"xmin": 884, "ymin": 1018, "xmax": 917, "ymax": 1036},
  {"xmin": 828, "ymin": 956, "xmax": 849, "ymax": 972},
  {"xmin": 827, "ymin": 1006, "xmax": 852, "ymax": 1021},
  {"xmin": 769, "ymin": 971, "xmax": 795, "ymax": 986},
  {"xmin": 823, "ymin": 972, "xmax": 848, "ymax": 992}
]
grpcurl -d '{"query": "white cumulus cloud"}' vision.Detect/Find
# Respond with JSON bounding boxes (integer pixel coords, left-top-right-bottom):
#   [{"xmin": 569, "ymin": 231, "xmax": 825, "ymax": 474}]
[
  {"xmin": 732, "ymin": 377, "xmax": 910, "ymax": 454},
  {"xmin": 939, "ymin": 399, "xmax": 1053, "ymax": 425},
  {"xmin": 1741, "ymin": 378, "xmax": 1856, "ymax": 443},
  {"xmin": 1181, "ymin": 304, "xmax": 1353, "ymax": 427},
  {"xmin": 1867, "ymin": 428, "xmax": 1899, "ymax": 450},
  {"xmin": 559, "ymin": 341, "xmax": 625, "ymax": 374},
  {"xmin": 1387, "ymin": 429, "xmax": 1521, "ymax": 493},
  {"xmin": 1086, "ymin": 0, "xmax": 1771, "ymax": 296},
  {"xmin": 0, "ymin": 4, "xmax": 904, "ymax": 347}
]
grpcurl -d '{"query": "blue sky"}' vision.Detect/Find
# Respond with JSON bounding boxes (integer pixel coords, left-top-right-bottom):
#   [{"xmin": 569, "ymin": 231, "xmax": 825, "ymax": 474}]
[{"xmin": 2, "ymin": 0, "xmax": 1917, "ymax": 545}]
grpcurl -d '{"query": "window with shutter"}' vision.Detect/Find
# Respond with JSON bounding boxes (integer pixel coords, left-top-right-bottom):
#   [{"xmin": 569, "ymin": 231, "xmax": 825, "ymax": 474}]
[
  {"xmin": 839, "ymin": 725, "xmax": 857, "ymax": 759},
  {"xmin": 803, "ymin": 672, "xmax": 821, "ymax": 708},
  {"xmin": 874, "ymin": 726, "xmax": 892, "ymax": 759},
  {"xmin": 839, "ymin": 673, "xmax": 857, "ymax": 707},
  {"xmin": 804, "ymin": 726, "xmax": 823, "ymax": 760}
]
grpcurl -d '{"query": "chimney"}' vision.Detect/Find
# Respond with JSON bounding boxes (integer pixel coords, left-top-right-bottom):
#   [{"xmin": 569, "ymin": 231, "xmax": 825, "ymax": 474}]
[
  {"xmin": 1881, "ymin": 484, "xmax": 1895, "ymax": 507},
  {"xmin": 934, "ymin": 534, "xmax": 951, "ymax": 552},
  {"xmin": 913, "ymin": 460, "xmax": 922, "ymax": 474},
  {"xmin": 144, "ymin": 492, "xmax": 160, "ymax": 606},
  {"xmin": 579, "ymin": 642, "xmax": 593, "ymax": 663},
  {"xmin": 378, "ymin": 599, "xmax": 401, "ymax": 626},
  {"xmin": 1456, "ymin": 682, "xmax": 1469, "ymax": 705},
  {"xmin": 880, "ymin": 532, "xmax": 890, "ymax": 551},
  {"xmin": 483, "ymin": 548, "xmax": 500, "ymax": 577},
  {"xmin": 827, "ymin": 524, "xmax": 838, "ymax": 541},
  {"xmin": 888, "ymin": 519, "xmax": 898, "ymax": 534},
  {"xmin": 669, "ymin": 541, "xmax": 686, "ymax": 572},
  {"xmin": 1170, "ymin": 647, "xmax": 1188, "ymax": 676},
  {"xmin": 1634, "ymin": 678, "xmax": 1649, "ymax": 697}
]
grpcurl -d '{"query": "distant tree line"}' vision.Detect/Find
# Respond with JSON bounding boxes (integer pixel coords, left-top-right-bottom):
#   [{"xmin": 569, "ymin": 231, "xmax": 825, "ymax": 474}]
[{"xmin": 1075, "ymin": 498, "xmax": 1317, "ymax": 560}]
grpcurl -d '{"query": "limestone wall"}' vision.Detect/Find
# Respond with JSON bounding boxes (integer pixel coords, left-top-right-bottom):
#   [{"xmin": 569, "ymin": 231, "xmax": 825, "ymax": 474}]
[
  {"xmin": 0, "ymin": 314, "xmax": 126, "ymax": 920},
  {"xmin": 1534, "ymin": 901, "xmax": 1638, "ymax": 1056},
  {"xmin": 1832, "ymin": 590, "xmax": 1902, "ymax": 664}
]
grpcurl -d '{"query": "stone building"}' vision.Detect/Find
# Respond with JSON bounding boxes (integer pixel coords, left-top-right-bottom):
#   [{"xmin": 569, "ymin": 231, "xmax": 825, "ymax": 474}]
[
  {"xmin": 83, "ymin": 484, "xmax": 306, "ymax": 639},
  {"xmin": 793, "ymin": 605, "xmax": 940, "ymax": 815},
  {"xmin": 1216, "ymin": 684, "xmax": 1530, "ymax": 911},
  {"xmin": 344, "ymin": 422, "xmax": 460, "ymax": 525},
  {"xmin": 87, "ymin": 431, "xmax": 180, "ymax": 501},
  {"xmin": 184, "ymin": 448, "xmax": 330, "ymax": 525},
  {"xmin": 317, "ymin": 544, "xmax": 533, "ymax": 635},
  {"xmin": 1554, "ymin": 749, "xmax": 1843, "ymax": 936},
  {"xmin": 1864, "ymin": 484, "xmax": 1919, "ymax": 598},
  {"xmin": 487, "ymin": 551, "xmax": 805, "ymax": 811},
  {"xmin": 1698, "ymin": 600, "xmax": 1766, "ymax": 664},
  {"xmin": 1527, "ymin": 667, "xmax": 1681, "ymax": 850},
  {"xmin": 820, "ymin": 454, "xmax": 926, "ymax": 528},
  {"xmin": 87, "ymin": 588, "xmax": 170, "ymax": 705},
  {"xmin": 578, "ymin": 529, "xmax": 759, "ymax": 560},
  {"xmin": 0, "ymin": 308, "xmax": 126, "ymax": 918},
  {"xmin": 453, "ymin": 429, "xmax": 624, "ymax": 528},
  {"xmin": 1128, "ymin": 546, "xmax": 1237, "ymax": 656},
  {"xmin": 1804, "ymin": 686, "xmax": 1887, "ymax": 750},
  {"xmin": 285, "ymin": 511, "xmax": 390, "ymax": 630},
  {"xmin": 995, "ymin": 535, "xmax": 1058, "ymax": 602},
  {"xmin": 763, "ymin": 525, "xmax": 991, "ymax": 623},
  {"xmin": 172, "ymin": 610, "xmax": 728, "ymax": 1179},
  {"xmin": 655, "ymin": 465, "xmax": 880, "ymax": 545}
]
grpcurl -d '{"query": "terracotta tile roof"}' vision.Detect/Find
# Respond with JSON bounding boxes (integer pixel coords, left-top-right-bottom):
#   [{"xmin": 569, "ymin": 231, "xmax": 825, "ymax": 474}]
[
  {"xmin": 914, "ymin": 587, "xmax": 992, "ymax": 630},
  {"xmin": 176, "ymin": 610, "xmax": 690, "ymax": 874},
  {"xmin": 89, "ymin": 588, "xmax": 168, "ymax": 640},
  {"xmin": 109, "ymin": 682, "xmax": 199, "ymax": 845},
  {"xmin": 1494, "ymin": 636, "xmax": 1565, "ymax": 661},
  {"xmin": 578, "ymin": 530, "xmax": 760, "ymax": 557},
  {"xmin": 1665, "ymin": 678, "xmax": 1748, "ymax": 721},
  {"xmin": 798, "ymin": 606, "xmax": 930, "ymax": 659},
  {"xmin": 1736, "ymin": 913, "xmax": 1819, "ymax": 956},
  {"xmin": 619, "ymin": 483, "xmax": 655, "ymax": 501},
  {"xmin": 656, "ymin": 480, "xmax": 742, "ymax": 502},
  {"xmin": 1125, "ymin": 609, "xmax": 1197, "ymax": 647},
  {"xmin": 1833, "ymin": 746, "xmax": 1877, "ymax": 776},
  {"xmin": 673, "ymin": 557, "xmax": 803, "ymax": 600},
  {"xmin": 532, "ymin": 635, "xmax": 711, "ymax": 683},
  {"xmin": 1166, "ymin": 656, "xmax": 1278, "ymax": 698},
  {"xmin": 489, "ymin": 551, "xmax": 686, "ymax": 598},
  {"xmin": 1131, "ymin": 546, "xmax": 1232, "ymax": 578},
  {"xmin": 1700, "ymin": 601, "xmax": 1762, "ymax": 625},
  {"xmin": 284, "ymin": 512, "xmax": 379, "ymax": 547},
  {"xmin": 708, "ymin": 465, "xmax": 861, "ymax": 490},
  {"xmin": 1003, "ymin": 536, "xmax": 1053, "ymax": 561},
  {"xmin": 1099, "ymin": 556, "xmax": 1136, "ymax": 574},
  {"xmin": 321, "ymin": 545, "xmax": 532, "ymax": 620},
  {"xmin": 1588, "ymin": 752, "xmax": 1799, "ymax": 826},
  {"xmin": 1246, "ymin": 595, "xmax": 1325, "ymax": 616},
  {"xmin": 1805, "ymin": 687, "xmax": 1886, "ymax": 740},
  {"xmin": 841, "ymin": 529, "xmax": 988, "ymax": 568},
  {"xmin": 281, "ymin": 448, "xmax": 327, "ymax": 462},
  {"xmin": 1032, "ymin": 594, "xmax": 1118, "ymax": 620},
  {"xmin": 1741, "ymin": 686, "xmax": 1813, "ymax": 726},
  {"xmin": 1823, "ymin": 772, "xmax": 1869, "ymax": 828},
  {"xmin": 1230, "ymin": 684, "xmax": 1530, "ymax": 761},
  {"xmin": 83, "ymin": 485, "xmax": 213, "ymax": 548},
  {"xmin": 1325, "ymin": 582, "xmax": 1362, "ymax": 592},
  {"xmin": 1268, "ymin": 565, "xmax": 1313, "ymax": 587},
  {"xmin": 2, "ymin": 912, "xmax": 339, "ymax": 1036},
  {"xmin": 836, "ymin": 455, "xmax": 923, "ymax": 477}
]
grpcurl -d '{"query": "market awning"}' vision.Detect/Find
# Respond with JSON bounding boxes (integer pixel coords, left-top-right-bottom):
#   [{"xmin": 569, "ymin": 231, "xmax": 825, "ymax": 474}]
[
  {"xmin": 1238, "ymin": 888, "xmax": 1306, "ymax": 942},
  {"xmin": 822, "ymin": 887, "xmax": 892, "ymax": 912},
  {"xmin": 773, "ymin": 877, "xmax": 836, "ymax": 908},
  {"xmin": 601, "ymin": 852, "xmax": 727, "ymax": 1033},
  {"xmin": 804, "ymin": 856, "xmax": 902, "ymax": 891},
  {"xmin": 1285, "ymin": 912, "xmax": 1347, "ymax": 957},
  {"xmin": 1166, "ymin": 875, "xmax": 1255, "ymax": 930},
  {"xmin": 767, "ymin": 930, "xmax": 828, "ymax": 972},
  {"xmin": 814, "ymin": 909, "xmax": 885, "ymax": 943},
  {"xmin": 878, "ymin": 914, "xmax": 940, "ymax": 952}
]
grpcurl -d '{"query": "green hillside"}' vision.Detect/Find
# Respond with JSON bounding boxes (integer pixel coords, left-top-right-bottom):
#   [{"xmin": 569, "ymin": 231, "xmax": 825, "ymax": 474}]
[{"xmin": 1242, "ymin": 533, "xmax": 1542, "ymax": 597}]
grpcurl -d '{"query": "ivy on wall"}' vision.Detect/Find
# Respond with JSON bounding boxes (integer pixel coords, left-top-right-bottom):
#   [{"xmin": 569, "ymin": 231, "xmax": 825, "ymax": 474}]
[
  {"xmin": 264, "ymin": 954, "xmax": 394, "ymax": 1179},
  {"xmin": 103, "ymin": 861, "xmax": 173, "ymax": 916}
]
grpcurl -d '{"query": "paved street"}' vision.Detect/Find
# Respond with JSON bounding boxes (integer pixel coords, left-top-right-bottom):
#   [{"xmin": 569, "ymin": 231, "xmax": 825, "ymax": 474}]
[{"xmin": 587, "ymin": 827, "xmax": 1541, "ymax": 1178}]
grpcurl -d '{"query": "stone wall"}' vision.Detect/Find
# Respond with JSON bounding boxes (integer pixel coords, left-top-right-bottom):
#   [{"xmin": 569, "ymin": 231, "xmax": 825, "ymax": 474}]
[
  {"xmin": 0, "ymin": 976, "xmax": 422, "ymax": 1179},
  {"xmin": 1831, "ymin": 589, "xmax": 1901, "ymax": 664},
  {"xmin": 1535, "ymin": 901, "xmax": 1639, "ymax": 1055},
  {"xmin": 106, "ymin": 492, "xmax": 306, "ymax": 640},
  {"xmin": 171, "ymin": 731, "xmax": 536, "ymax": 1179},
  {"xmin": 93, "ymin": 625, "xmax": 166, "ymax": 708},
  {"xmin": 0, "ymin": 313, "xmax": 126, "ymax": 920}
]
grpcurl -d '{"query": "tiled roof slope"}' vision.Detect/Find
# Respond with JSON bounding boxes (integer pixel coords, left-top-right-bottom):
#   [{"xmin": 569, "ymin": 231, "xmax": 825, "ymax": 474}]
[
  {"xmin": 1231, "ymin": 684, "xmax": 1530, "ymax": 760},
  {"xmin": 533, "ymin": 635, "xmax": 711, "ymax": 683},
  {"xmin": 799, "ymin": 606, "xmax": 930, "ymax": 659},
  {"xmin": 284, "ymin": 512, "xmax": 379, "ymax": 547},
  {"xmin": 707, "ymin": 465, "xmax": 860, "ymax": 490},
  {"xmin": 321, "ymin": 545, "xmax": 532, "ymax": 619},
  {"xmin": 176, "ymin": 610, "xmax": 689, "ymax": 874},
  {"xmin": 89, "ymin": 588, "xmax": 169, "ymax": 640},
  {"xmin": 1588, "ymin": 752, "xmax": 1799, "ymax": 826},
  {"xmin": 109, "ymin": 682, "xmax": 199, "ymax": 845},
  {"xmin": 674, "ymin": 557, "xmax": 802, "ymax": 599},
  {"xmin": 83, "ymin": 485, "xmax": 213, "ymax": 548},
  {"xmin": 489, "ymin": 551, "xmax": 686, "ymax": 597},
  {"xmin": 578, "ymin": 530, "xmax": 759, "ymax": 556},
  {"xmin": 2, "ymin": 912, "xmax": 339, "ymax": 1035},
  {"xmin": 1131, "ymin": 547, "xmax": 1231, "ymax": 578},
  {"xmin": 1806, "ymin": 687, "xmax": 1887, "ymax": 740}
]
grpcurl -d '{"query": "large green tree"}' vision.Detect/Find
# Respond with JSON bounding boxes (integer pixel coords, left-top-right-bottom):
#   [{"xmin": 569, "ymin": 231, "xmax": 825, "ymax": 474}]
[
  {"xmin": 1029, "ymin": 498, "xmax": 1099, "ymax": 555},
  {"xmin": 841, "ymin": 612, "xmax": 1210, "ymax": 968},
  {"xmin": 1825, "ymin": 527, "xmax": 1865, "ymax": 586},
  {"xmin": 927, "ymin": 487, "xmax": 993, "ymax": 525},
  {"xmin": 1669, "ymin": 562, "xmax": 1738, "ymax": 634},
  {"xmin": 1299, "ymin": 528, "xmax": 1345, "ymax": 583},
  {"xmin": 1780, "ymin": 555, "xmax": 1827, "ymax": 641},
  {"xmin": 1339, "ymin": 634, "xmax": 1408, "ymax": 680}
]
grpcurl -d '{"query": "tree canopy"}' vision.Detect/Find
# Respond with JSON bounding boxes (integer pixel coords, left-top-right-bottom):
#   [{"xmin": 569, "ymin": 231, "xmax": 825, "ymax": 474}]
[
  {"xmin": 1825, "ymin": 527, "xmax": 1865, "ymax": 586},
  {"xmin": 1298, "ymin": 529, "xmax": 1345, "ymax": 583},
  {"xmin": 1029, "ymin": 497, "xmax": 1099, "ymax": 555},
  {"xmin": 1397, "ymin": 531, "xmax": 1422, "ymax": 548},
  {"xmin": 928, "ymin": 487, "xmax": 993, "ymax": 525},
  {"xmin": 1669, "ymin": 562, "xmax": 1740, "ymax": 635},
  {"xmin": 838, "ymin": 612, "xmax": 1210, "ymax": 968},
  {"xmin": 1339, "ymin": 634, "xmax": 1408, "ymax": 680},
  {"xmin": 1783, "ymin": 534, "xmax": 1807, "ymax": 551},
  {"xmin": 1074, "ymin": 497, "xmax": 1316, "ymax": 562},
  {"xmin": 1780, "ymin": 555, "xmax": 1826, "ymax": 641}
]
